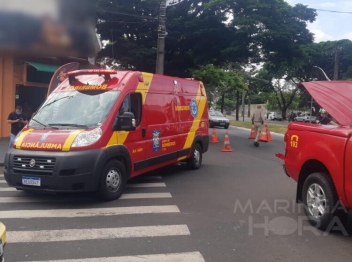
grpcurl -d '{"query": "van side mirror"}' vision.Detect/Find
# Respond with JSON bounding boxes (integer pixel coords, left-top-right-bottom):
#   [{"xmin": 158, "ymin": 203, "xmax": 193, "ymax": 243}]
[{"xmin": 112, "ymin": 112, "xmax": 136, "ymax": 131}]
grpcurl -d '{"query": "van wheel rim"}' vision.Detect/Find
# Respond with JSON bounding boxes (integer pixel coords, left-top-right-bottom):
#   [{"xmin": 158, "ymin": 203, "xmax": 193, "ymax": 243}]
[
  {"xmin": 307, "ymin": 183, "xmax": 326, "ymax": 219},
  {"xmin": 106, "ymin": 169, "xmax": 121, "ymax": 192},
  {"xmin": 194, "ymin": 149, "xmax": 200, "ymax": 165}
]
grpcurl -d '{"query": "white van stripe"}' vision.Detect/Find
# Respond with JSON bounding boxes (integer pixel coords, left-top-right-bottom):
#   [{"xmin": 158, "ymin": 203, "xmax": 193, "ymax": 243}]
[
  {"xmin": 127, "ymin": 183, "xmax": 166, "ymax": 188},
  {"xmin": 0, "ymin": 193, "xmax": 172, "ymax": 203},
  {"xmin": 0, "ymin": 205, "xmax": 179, "ymax": 219},
  {"xmin": 20, "ymin": 252, "xmax": 205, "ymax": 262},
  {"xmin": 8, "ymin": 225, "xmax": 190, "ymax": 243}
]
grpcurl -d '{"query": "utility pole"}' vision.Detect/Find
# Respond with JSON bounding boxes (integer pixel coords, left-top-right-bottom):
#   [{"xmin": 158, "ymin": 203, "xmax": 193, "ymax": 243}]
[
  {"xmin": 241, "ymin": 90, "xmax": 247, "ymax": 121},
  {"xmin": 156, "ymin": 0, "xmax": 167, "ymax": 74},
  {"xmin": 333, "ymin": 47, "xmax": 341, "ymax": 80},
  {"xmin": 155, "ymin": 0, "xmax": 183, "ymax": 74}
]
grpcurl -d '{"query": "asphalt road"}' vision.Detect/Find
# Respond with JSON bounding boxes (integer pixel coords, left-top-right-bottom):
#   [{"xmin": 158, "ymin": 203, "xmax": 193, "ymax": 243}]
[{"xmin": 1, "ymin": 126, "xmax": 352, "ymax": 261}]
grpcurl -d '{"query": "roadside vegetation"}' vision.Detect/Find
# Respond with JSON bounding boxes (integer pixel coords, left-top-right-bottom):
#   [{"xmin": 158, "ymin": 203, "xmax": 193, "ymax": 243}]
[
  {"xmin": 229, "ymin": 121, "xmax": 288, "ymax": 134},
  {"xmin": 96, "ymin": 0, "xmax": 352, "ymax": 119}
]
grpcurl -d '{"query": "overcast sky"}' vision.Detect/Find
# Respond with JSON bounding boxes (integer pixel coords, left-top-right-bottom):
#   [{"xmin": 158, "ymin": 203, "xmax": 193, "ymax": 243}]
[{"xmin": 287, "ymin": 0, "xmax": 352, "ymax": 42}]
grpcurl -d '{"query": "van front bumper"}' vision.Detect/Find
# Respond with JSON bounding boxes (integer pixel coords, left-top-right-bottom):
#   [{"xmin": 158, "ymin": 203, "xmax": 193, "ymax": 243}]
[{"xmin": 3, "ymin": 148, "xmax": 106, "ymax": 193}]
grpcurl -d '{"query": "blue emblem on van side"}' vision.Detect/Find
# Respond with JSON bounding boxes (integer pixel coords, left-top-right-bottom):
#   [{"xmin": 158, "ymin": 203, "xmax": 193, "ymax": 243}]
[
  {"xmin": 152, "ymin": 130, "xmax": 161, "ymax": 152},
  {"xmin": 40, "ymin": 133, "xmax": 49, "ymax": 142},
  {"xmin": 190, "ymin": 99, "xmax": 198, "ymax": 118}
]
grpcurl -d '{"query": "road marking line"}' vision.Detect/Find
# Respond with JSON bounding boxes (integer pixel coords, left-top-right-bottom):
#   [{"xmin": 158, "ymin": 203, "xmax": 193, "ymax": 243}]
[
  {"xmin": 0, "ymin": 181, "xmax": 6, "ymax": 184},
  {"xmin": 0, "ymin": 187, "xmax": 15, "ymax": 192},
  {"xmin": 120, "ymin": 192, "xmax": 171, "ymax": 199},
  {"xmin": 0, "ymin": 205, "xmax": 180, "ymax": 219},
  {"xmin": 0, "ymin": 193, "xmax": 172, "ymax": 203},
  {"xmin": 127, "ymin": 183, "xmax": 166, "ymax": 188},
  {"xmin": 0, "ymin": 183, "xmax": 167, "ymax": 191},
  {"xmin": 143, "ymin": 176, "xmax": 162, "ymax": 180},
  {"xmin": 19, "ymin": 252, "xmax": 206, "ymax": 262},
  {"xmin": 8, "ymin": 225, "xmax": 190, "ymax": 243}
]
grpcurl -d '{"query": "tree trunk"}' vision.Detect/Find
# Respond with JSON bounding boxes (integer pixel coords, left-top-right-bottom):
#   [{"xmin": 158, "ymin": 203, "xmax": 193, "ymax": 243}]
[
  {"xmin": 236, "ymin": 90, "xmax": 240, "ymax": 121},
  {"xmin": 282, "ymin": 108, "xmax": 287, "ymax": 120},
  {"xmin": 247, "ymin": 96, "xmax": 251, "ymax": 118},
  {"xmin": 220, "ymin": 93, "xmax": 225, "ymax": 113}
]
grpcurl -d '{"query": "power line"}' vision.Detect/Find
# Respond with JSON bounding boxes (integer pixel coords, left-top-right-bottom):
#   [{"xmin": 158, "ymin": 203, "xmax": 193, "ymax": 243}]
[{"xmin": 313, "ymin": 8, "xmax": 352, "ymax": 14}]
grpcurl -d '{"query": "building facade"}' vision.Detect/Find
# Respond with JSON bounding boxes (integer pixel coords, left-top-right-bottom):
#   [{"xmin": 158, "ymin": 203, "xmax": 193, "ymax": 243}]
[{"xmin": 0, "ymin": 54, "xmax": 97, "ymax": 138}]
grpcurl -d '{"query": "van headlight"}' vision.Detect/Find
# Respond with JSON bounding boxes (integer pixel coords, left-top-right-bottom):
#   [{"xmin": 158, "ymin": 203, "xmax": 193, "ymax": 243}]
[
  {"xmin": 13, "ymin": 131, "xmax": 23, "ymax": 147},
  {"xmin": 71, "ymin": 127, "xmax": 102, "ymax": 147},
  {"xmin": 0, "ymin": 239, "xmax": 3, "ymax": 261}
]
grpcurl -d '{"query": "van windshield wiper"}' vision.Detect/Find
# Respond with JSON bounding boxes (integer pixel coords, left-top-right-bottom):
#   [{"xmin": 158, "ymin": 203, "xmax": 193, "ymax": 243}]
[
  {"xmin": 30, "ymin": 118, "xmax": 59, "ymax": 129},
  {"xmin": 33, "ymin": 95, "xmax": 74, "ymax": 117},
  {"xmin": 48, "ymin": 123, "xmax": 89, "ymax": 128},
  {"xmin": 44, "ymin": 95, "xmax": 74, "ymax": 108}
]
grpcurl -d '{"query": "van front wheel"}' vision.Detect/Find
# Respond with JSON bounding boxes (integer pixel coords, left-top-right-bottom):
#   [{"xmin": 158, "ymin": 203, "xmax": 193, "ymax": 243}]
[
  {"xmin": 98, "ymin": 160, "xmax": 127, "ymax": 201},
  {"xmin": 187, "ymin": 143, "xmax": 202, "ymax": 170}
]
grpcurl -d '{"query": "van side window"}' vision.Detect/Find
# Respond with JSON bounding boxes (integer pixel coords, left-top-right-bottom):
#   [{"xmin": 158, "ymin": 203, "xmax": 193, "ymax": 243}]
[{"xmin": 119, "ymin": 93, "xmax": 142, "ymax": 127}]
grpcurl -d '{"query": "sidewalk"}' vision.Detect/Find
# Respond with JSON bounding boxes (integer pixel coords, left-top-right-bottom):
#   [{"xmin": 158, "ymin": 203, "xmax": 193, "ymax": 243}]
[{"xmin": 0, "ymin": 137, "xmax": 9, "ymax": 166}]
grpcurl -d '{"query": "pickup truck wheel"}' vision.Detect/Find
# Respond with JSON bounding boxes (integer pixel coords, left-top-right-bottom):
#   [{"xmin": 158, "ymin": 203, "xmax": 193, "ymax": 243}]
[
  {"xmin": 187, "ymin": 143, "xmax": 202, "ymax": 170},
  {"xmin": 302, "ymin": 172, "xmax": 338, "ymax": 231},
  {"xmin": 98, "ymin": 160, "xmax": 127, "ymax": 201}
]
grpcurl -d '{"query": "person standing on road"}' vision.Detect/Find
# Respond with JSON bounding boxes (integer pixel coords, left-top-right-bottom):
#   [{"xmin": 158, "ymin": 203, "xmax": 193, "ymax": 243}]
[
  {"xmin": 7, "ymin": 106, "xmax": 28, "ymax": 148},
  {"xmin": 251, "ymin": 105, "xmax": 265, "ymax": 147}
]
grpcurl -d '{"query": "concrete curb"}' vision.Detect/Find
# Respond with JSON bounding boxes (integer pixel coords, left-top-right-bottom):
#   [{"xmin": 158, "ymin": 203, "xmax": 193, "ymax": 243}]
[{"xmin": 230, "ymin": 125, "xmax": 285, "ymax": 137}]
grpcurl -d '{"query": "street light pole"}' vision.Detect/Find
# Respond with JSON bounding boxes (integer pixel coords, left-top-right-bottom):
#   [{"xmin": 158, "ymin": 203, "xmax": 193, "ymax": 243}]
[
  {"xmin": 156, "ymin": 0, "xmax": 167, "ymax": 74},
  {"xmin": 313, "ymin": 66, "xmax": 331, "ymax": 81}
]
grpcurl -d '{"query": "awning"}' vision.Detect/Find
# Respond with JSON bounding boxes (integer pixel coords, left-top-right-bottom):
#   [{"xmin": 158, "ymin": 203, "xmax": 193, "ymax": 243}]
[{"xmin": 25, "ymin": 61, "xmax": 59, "ymax": 73}]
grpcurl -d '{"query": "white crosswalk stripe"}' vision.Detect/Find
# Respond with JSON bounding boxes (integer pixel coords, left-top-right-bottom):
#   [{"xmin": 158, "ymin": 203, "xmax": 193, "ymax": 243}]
[
  {"xmin": 20, "ymin": 252, "xmax": 205, "ymax": 262},
  {"xmin": 0, "ymin": 205, "xmax": 180, "ymax": 219},
  {"xmin": 0, "ymin": 193, "xmax": 172, "ymax": 203},
  {"xmin": 0, "ymin": 187, "xmax": 16, "ymax": 191},
  {"xmin": 0, "ymin": 182, "xmax": 166, "ymax": 188},
  {"xmin": 0, "ymin": 173, "xmax": 205, "ymax": 261},
  {"xmin": 127, "ymin": 182, "xmax": 166, "ymax": 188},
  {"xmin": 0, "ymin": 185, "xmax": 167, "ymax": 192},
  {"xmin": 8, "ymin": 225, "xmax": 191, "ymax": 243}
]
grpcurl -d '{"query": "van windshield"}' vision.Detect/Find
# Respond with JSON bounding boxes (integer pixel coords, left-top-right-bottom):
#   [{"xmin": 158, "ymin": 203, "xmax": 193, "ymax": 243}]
[
  {"xmin": 29, "ymin": 90, "xmax": 120, "ymax": 129},
  {"xmin": 209, "ymin": 111, "xmax": 224, "ymax": 117}
]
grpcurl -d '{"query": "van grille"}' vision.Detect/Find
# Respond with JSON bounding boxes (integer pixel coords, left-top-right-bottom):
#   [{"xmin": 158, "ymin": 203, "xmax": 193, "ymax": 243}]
[{"xmin": 13, "ymin": 156, "xmax": 56, "ymax": 176}]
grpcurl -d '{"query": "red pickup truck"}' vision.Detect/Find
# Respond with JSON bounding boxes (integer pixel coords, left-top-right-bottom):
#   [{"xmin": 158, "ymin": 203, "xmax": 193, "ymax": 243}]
[{"xmin": 276, "ymin": 81, "xmax": 352, "ymax": 231}]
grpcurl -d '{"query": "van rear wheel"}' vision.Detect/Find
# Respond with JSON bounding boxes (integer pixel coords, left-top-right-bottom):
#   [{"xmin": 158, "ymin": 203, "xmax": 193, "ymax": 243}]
[
  {"xmin": 302, "ymin": 172, "xmax": 339, "ymax": 231},
  {"xmin": 98, "ymin": 160, "xmax": 127, "ymax": 201},
  {"xmin": 187, "ymin": 143, "xmax": 202, "ymax": 170}
]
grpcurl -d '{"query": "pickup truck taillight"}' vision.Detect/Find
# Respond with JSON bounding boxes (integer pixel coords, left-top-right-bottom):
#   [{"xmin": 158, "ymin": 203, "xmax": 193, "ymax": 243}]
[{"xmin": 284, "ymin": 132, "xmax": 288, "ymax": 151}]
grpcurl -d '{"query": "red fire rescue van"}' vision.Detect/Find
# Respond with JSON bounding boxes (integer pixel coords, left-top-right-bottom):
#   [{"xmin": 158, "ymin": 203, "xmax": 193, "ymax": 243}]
[{"xmin": 3, "ymin": 69, "xmax": 209, "ymax": 200}]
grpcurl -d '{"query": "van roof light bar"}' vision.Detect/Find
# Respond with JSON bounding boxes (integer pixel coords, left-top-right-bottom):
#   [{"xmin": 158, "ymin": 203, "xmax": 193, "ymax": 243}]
[{"xmin": 67, "ymin": 69, "xmax": 118, "ymax": 85}]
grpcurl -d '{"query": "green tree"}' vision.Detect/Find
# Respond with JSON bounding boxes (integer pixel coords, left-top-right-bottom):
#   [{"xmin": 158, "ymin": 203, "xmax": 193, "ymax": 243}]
[
  {"xmin": 96, "ymin": 0, "xmax": 316, "ymax": 77},
  {"xmin": 191, "ymin": 64, "xmax": 247, "ymax": 116}
]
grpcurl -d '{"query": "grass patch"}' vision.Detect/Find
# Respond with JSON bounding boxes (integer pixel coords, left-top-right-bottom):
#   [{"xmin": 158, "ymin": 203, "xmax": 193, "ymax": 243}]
[{"xmin": 230, "ymin": 120, "xmax": 287, "ymax": 134}]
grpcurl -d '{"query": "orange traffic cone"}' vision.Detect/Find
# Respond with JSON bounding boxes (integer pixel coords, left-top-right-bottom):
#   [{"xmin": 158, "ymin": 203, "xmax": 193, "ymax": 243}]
[
  {"xmin": 222, "ymin": 132, "xmax": 233, "ymax": 152},
  {"xmin": 259, "ymin": 125, "xmax": 271, "ymax": 142},
  {"xmin": 210, "ymin": 128, "xmax": 219, "ymax": 143},
  {"xmin": 266, "ymin": 125, "xmax": 273, "ymax": 141},
  {"xmin": 249, "ymin": 125, "xmax": 255, "ymax": 139}
]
